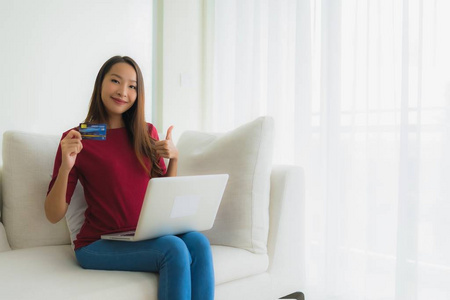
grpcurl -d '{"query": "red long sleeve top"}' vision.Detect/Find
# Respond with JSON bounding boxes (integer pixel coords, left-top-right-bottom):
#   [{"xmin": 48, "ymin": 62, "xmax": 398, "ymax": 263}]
[{"xmin": 48, "ymin": 124, "xmax": 166, "ymax": 250}]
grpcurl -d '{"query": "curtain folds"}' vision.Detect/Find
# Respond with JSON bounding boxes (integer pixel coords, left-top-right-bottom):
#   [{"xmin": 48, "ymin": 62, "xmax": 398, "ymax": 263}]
[{"xmin": 206, "ymin": 0, "xmax": 450, "ymax": 299}]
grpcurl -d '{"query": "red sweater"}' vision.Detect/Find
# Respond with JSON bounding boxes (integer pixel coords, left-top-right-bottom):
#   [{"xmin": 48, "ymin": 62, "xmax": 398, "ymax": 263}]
[{"xmin": 48, "ymin": 124, "xmax": 166, "ymax": 250}]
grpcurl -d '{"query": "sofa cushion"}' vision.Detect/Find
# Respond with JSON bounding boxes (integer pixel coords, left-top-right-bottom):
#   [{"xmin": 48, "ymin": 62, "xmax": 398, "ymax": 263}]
[
  {"xmin": 65, "ymin": 182, "xmax": 86, "ymax": 248},
  {"xmin": 0, "ymin": 245, "xmax": 159, "ymax": 300},
  {"xmin": 212, "ymin": 245, "xmax": 269, "ymax": 284},
  {"xmin": 2, "ymin": 131, "xmax": 70, "ymax": 249},
  {"xmin": 176, "ymin": 116, "xmax": 274, "ymax": 254},
  {"xmin": 0, "ymin": 244, "xmax": 268, "ymax": 299}
]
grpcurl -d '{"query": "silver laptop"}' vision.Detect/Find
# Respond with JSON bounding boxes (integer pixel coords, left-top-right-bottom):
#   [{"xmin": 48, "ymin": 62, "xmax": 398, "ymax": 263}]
[{"xmin": 101, "ymin": 174, "xmax": 229, "ymax": 241}]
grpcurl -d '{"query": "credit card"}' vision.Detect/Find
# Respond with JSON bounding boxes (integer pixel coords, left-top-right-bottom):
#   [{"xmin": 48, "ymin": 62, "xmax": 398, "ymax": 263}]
[{"xmin": 79, "ymin": 123, "xmax": 107, "ymax": 140}]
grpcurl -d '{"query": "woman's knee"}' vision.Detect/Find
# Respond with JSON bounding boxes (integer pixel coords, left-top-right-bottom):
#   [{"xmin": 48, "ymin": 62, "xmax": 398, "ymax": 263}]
[
  {"xmin": 182, "ymin": 232, "xmax": 210, "ymax": 246},
  {"xmin": 180, "ymin": 232, "xmax": 212, "ymax": 257},
  {"xmin": 158, "ymin": 235, "xmax": 192, "ymax": 267}
]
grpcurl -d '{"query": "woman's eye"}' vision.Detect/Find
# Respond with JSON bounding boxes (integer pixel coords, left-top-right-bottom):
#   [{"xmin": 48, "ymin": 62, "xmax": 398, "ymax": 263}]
[
  {"xmin": 130, "ymin": 85, "xmax": 137, "ymax": 90},
  {"xmin": 112, "ymin": 79, "xmax": 119, "ymax": 84}
]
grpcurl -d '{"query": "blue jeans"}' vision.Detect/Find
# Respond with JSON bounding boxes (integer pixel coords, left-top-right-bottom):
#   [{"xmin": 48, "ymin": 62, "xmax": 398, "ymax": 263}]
[{"xmin": 75, "ymin": 231, "xmax": 214, "ymax": 300}]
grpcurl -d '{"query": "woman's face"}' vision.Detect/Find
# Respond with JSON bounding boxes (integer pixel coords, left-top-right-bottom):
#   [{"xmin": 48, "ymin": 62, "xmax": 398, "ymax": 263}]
[{"xmin": 101, "ymin": 62, "xmax": 137, "ymax": 120}]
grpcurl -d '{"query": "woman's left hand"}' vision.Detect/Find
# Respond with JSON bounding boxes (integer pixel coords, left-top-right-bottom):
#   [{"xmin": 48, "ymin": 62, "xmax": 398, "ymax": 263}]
[{"xmin": 155, "ymin": 126, "xmax": 179, "ymax": 160}]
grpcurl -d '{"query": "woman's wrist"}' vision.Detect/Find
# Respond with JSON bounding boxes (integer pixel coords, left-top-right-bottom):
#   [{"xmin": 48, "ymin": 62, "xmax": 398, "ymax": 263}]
[{"xmin": 58, "ymin": 165, "xmax": 72, "ymax": 176}]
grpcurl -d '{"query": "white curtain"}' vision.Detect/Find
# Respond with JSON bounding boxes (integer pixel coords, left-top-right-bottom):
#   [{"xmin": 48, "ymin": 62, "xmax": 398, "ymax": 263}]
[{"xmin": 206, "ymin": 0, "xmax": 450, "ymax": 299}]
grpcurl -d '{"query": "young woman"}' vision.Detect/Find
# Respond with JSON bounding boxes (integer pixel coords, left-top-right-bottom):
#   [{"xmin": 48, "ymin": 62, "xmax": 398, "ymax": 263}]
[{"xmin": 45, "ymin": 56, "xmax": 214, "ymax": 300}]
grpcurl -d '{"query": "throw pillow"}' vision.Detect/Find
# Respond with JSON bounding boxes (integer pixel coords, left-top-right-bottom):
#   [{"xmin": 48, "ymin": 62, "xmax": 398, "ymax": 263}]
[
  {"xmin": 65, "ymin": 183, "xmax": 86, "ymax": 249},
  {"xmin": 2, "ymin": 131, "xmax": 70, "ymax": 249},
  {"xmin": 176, "ymin": 116, "xmax": 274, "ymax": 254}
]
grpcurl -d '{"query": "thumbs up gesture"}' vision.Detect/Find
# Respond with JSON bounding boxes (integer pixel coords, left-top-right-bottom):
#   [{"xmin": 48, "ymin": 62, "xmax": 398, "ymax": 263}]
[{"xmin": 155, "ymin": 126, "xmax": 179, "ymax": 160}]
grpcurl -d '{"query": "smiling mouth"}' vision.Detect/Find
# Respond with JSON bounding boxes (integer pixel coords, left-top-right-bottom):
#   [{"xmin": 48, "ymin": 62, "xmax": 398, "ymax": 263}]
[{"xmin": 112, "ymin": 97, "xmax": 128, "ymax": 105}]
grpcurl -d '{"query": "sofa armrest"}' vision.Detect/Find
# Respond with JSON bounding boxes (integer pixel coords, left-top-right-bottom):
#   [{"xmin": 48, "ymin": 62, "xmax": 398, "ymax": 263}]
[
  {"xmin": 0, "ymin": 222, "xmax": 11, "ymax": 252},
  {"xmin": 267, "ymin": 165, "xmax": 305, "ymax": 297},
  {"xmin": 0, "ymin": 164, "xmax": 3, "ymax": 221},
  {"xmin": 0, "ymin": 165, "xmax": 10, "ymax": 252}
]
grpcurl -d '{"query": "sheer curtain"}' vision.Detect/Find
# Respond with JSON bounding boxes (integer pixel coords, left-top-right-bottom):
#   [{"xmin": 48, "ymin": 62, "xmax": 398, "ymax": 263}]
[{"xmin": 205, "ymin": 0, "xmax": 450, "ymax": 299}]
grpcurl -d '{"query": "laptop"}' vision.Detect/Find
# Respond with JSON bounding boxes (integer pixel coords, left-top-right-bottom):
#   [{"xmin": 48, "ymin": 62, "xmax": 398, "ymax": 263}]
[{"xmin": 101, "ymin": 174, "xmax": 229, "ymax": 241}]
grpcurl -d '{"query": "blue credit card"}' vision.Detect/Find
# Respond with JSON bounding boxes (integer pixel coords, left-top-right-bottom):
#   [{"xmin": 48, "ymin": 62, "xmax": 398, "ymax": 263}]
[{"xmin": 79, "ymin": 123, "xmax": 107, "ymax": 140}]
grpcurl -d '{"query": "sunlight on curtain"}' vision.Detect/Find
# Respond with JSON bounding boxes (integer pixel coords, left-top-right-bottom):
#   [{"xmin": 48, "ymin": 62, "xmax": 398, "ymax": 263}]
[{"xmin": 208, "ymin": 0, "xmax": 450, "ymax": 299}]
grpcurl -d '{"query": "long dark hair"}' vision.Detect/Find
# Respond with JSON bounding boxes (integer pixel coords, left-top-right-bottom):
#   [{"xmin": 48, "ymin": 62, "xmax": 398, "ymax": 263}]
[{"xmin": 84, "ymin": 56, "xmax": 163, "ymax": 177}]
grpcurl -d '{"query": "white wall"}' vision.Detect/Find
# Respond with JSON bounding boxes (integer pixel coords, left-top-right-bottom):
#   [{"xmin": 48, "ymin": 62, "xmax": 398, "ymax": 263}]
[
  {"xmin": 156, "ymin": 0, "xmax": 204, "ymax": 140},
  {"xmin": 0, "ymin": 0, "xmax": 153, "ymax": 163}
]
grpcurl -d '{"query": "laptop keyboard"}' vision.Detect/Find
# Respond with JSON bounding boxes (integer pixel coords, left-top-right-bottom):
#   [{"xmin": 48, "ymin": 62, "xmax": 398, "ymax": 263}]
[{"xmin": 120, "ymin": 232, "xmax": 135, "ymax": 237}]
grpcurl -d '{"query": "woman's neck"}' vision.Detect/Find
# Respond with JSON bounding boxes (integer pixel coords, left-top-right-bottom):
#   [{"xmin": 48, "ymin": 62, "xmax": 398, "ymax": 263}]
[{"xmin": 107, "ymin": 116, "xmax": 125, "ymax": 129}]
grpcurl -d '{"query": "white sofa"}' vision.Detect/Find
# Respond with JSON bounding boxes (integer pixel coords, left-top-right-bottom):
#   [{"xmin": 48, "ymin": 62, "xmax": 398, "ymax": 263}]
[{"xmin": 0, "ymin": 117, "xmax": 305, "ymax": 300}]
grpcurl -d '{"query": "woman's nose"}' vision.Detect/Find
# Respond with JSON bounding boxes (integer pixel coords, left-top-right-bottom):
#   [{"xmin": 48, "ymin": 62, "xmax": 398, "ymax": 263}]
[{"xmin": 116, "ymin": 85, "xmax": 127, "ymax": 97}]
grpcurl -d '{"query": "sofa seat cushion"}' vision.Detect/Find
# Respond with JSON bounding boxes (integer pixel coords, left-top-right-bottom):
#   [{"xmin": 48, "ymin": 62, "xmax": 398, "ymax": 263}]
[
  {"xmin": 0, "ymin": 245, "xmax": 268, "ymax": 299},
  {"xmin": 212, "ymin": 245, "xmax": 269, "ymax": 284},
  {"xmin": 0, "ymin": 245, "xmax": 158, "ymax": 300}
]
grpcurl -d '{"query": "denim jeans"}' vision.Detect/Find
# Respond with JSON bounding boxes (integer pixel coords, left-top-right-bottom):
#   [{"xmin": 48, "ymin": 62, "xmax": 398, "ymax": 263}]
[{"xmin": 75, "ymin": 231, "xmax": 214, "ymax": 300}]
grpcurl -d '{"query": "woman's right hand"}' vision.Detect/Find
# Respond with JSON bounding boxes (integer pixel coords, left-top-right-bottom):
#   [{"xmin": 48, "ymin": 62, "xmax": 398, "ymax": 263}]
[{"xmin": 60, "ymin": 130, "xmax": 83, "ymax": 172}]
